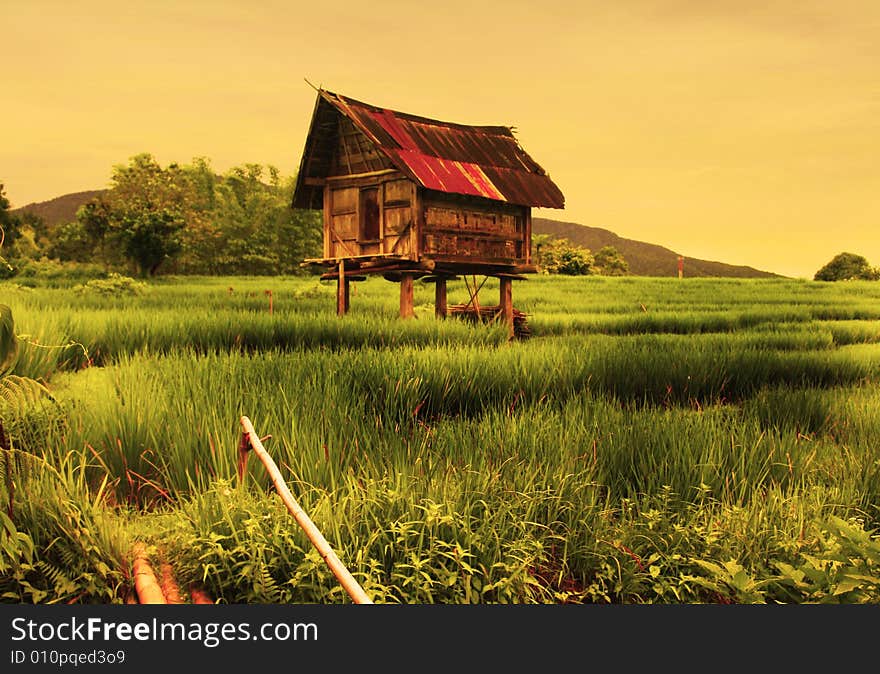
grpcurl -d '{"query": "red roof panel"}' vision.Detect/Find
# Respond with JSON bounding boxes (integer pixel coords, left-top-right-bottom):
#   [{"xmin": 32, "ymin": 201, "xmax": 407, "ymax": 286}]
[{"xmin": 392, "ymin": 151, "xmax": 507, "ymax": 201}]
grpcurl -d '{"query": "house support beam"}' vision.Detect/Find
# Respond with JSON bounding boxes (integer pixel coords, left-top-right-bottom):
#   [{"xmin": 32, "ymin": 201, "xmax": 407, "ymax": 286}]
[
  {"xmin": 435, "ymin": 277, "xmax": 447, "ymax": 319},
  {"xmin": 499, "ymin": 276, "xmax": 514, "ymax": 340},
  {"xmin": 337, "ymin": 260, "xmax": 350, "ymax": 316},
  {"xmin": 400, "ymin": 273, "xmax": 415, "ymax": 319}
]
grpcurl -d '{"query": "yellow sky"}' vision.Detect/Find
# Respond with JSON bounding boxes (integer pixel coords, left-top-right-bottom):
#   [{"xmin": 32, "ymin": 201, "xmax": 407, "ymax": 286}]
[{"xmin": 4, "ymin": 0, "xmax": 879, "ymax": 278}]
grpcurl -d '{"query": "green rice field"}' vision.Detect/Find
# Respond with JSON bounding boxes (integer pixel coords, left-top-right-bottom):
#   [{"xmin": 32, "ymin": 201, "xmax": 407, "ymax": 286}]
[{"xmin": 1, "ymin": 274, "xmax": 879, "ymax": 604}]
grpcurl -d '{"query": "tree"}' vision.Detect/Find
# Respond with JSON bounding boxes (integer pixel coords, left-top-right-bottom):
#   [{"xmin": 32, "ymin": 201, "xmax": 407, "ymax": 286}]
[
  {"xmin": 593, "ymin": 245, "xmax": 629, "ymax": 276},
  {"xmin": 276, "ymin": 174, "xmax": 322, "ymax": 273},
  {"xmin": 14, "ymin": 211, "xmax": 49, "ymax": 260},
  {"xmin": 77, "ymin": 198, "xmax": 111, "ymax": 250},
  {"xmin": 48, "ymin": 221, "xmax": 94, "ymax": 263},
  {"xmin": 196, "ymin": 163, "xmax": 321, "ymax": 275},
  {"xmin": 104, "ymin": 154, "xmax": 202, "ymax": 277},
  {"xmin": 814, "ymin": 252, "xmax": 879, "ymax": 281},
  {"xmin": 114, "ymin": 209, "xmax": 186, "ymax": 277},
  {"xmin": 531, "ymin": 233, "xmax": 554, "ymax": 261},
  {"xmin": 0, "ymin": 187, "xmax": 52, "ymax": 269},
  {"xmin": 0, "ymin": 185, "xmax": 12, "ymax": 235},
  {"xmin": 46, "ymin": 197, "xmax": 117, "ymax": 267},
  {"xmin": 174, "ymin": 156, "xmax": 222, "ymax": 274},
  {"xmin": 534, "ymin": 236, "xmax": 594, "ymax": 275},
  {"xmin": 0, "ymin": 184, "xmax": 19, "ymax": 276},
  {"xmin": 16, "ymin": 153, "xmax": 322, "ymax": 278},
  {"xmin": 0, "ymin": 184, "xmax": 19, "ymax": 250},
  {"xmin": 211, "ymin": 164, "xmax": 280, "ymax": 274}
]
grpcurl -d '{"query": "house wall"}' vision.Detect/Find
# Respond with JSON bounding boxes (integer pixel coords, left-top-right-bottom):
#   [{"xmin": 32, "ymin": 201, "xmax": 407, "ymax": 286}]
[
  {"xmin": 420, "ymin": 191, "xmax": 530, "ymax": 264},
  {"xmin": 323, "ymin": 180, "xmax": 531, "ymax": 265},
  {"xmin": 323, "ymin": 173, "xmax": 417, "ymax": 259}
]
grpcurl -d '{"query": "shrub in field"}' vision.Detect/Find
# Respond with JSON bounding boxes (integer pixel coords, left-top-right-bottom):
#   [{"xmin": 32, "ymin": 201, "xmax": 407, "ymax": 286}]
[
  {"xmin": 592, "ymin": 245, "xmax": 629, "ymax": 276},
  {"xmin": 155, "ymin": 475, "xmax": 880, "ymax": 604},
  {"xmin": 0, "ymin": 283, "xmax": 32, "ymax": 294},
  {"xmin": 159, "ymin": 481, "xmax": 316, "ymax": 603},
  {"xmin": 12, "ymin": 259, "xmax": 107, "ymax": 287},
  {"xmin": 535, "ymin": 237, "xmax": 593, "ymax": 275},
  {"xmin": 161, "ymin": 478, "xmax": 571, "ymax": 604},
  {"xmin": 687, "ymin": 516, "xmax": 880, "ymax": 603},
  {"xmin": 72, "ymin": 273, "xmax": 147, "ymax": 297},
  {"xmin": 0, "ymin": 451, "xmax": 129, "ymax": 603}
]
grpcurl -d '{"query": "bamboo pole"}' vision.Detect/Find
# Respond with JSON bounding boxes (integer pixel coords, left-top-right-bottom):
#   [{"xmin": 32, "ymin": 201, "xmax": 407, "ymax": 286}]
[
  {"xmin": 131, "ymin": 543, "xmax": 167, "ymax": 604},
  {"xmin": 238, "ymin": 416, "xmax": 373, "ymax": 605}
]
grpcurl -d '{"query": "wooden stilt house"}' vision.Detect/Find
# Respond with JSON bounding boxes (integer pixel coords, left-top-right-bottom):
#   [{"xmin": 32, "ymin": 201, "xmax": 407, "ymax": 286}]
[{"xmin": 292, "ymin": 89, "xmax": 565, "ymax": 336}]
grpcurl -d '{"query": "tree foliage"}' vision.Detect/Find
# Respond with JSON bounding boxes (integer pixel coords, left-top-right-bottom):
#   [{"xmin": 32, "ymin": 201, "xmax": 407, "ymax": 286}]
[
  {"xmin": 16, "ymin": 153, "xmax": 322, "ymax": 278},
  {"xmin": 0, "ymin": 187, "xmax": 50, "ymax": 277},
  {"xmin": 0, "ymin": 184, "xmax": 20, "ymax": 276},
  {"xmin": 0, "ymin": 184, "xmax": 14, "ymax": 244},
  {"xmin": 103, "ymin": 154, "xmax": 197, "ymax": 276},
  {"xmin": 48, "ymin": 221, "xmax": 93, "ymax": 263},
  {"xmin": 533, "ymin": 235, "xmax": 594, "ymax": 275},
  {"xmin": 813, "ymin": 252, "xmax": 879, "ymax": 282},
  {"xmin": 593, "ymin": 245, "xmax": 629, "ymax": 276}
]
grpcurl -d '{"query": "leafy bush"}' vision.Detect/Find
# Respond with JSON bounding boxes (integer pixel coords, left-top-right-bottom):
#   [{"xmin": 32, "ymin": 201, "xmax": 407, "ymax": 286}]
[
  {"xmin": 72, "ymin": 273, "xmax": 147, "ymax": 297},
  {"xmin": 0, "ymin": 451, "xmax": 129, "ymax": 603},
  {"xmin": 13, "ymin": 259, "xmax": 108, "ymax": 287},
  {"xmin": 535, "ymin": 237, "xmax": 594, "ymax": 275},
  {"xmin": 593, "ymin": 245, "xmax": 629, "ymax": 276},
  {"xmin": 814, "ymin": 252, "xmax": 879, "ymax": 281}
]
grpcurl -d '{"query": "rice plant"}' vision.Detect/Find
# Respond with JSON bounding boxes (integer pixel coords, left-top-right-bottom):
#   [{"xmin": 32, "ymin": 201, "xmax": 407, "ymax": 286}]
[{"xmin": 2, "ymin": 275, "xmax": 879, "ymax": 603}]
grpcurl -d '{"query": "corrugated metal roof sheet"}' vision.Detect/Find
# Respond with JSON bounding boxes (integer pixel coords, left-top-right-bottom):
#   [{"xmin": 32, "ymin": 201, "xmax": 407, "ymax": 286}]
[{"xmin": 295, "ymin": 90, "xmax": 565, "ymax": 209}]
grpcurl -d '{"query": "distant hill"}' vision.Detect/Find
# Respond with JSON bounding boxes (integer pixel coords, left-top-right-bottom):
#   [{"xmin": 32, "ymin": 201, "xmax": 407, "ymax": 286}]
[
  {"xmin": 533, "ymin": 217, "xmax": 781, "ymax": 278},
  {"xmin": 11, "ymin": 190, "xmax": 106, "ymax": 229},
  {"xmin": 13, "ymin": 191, "xmax": 780, "ymax": 278}
]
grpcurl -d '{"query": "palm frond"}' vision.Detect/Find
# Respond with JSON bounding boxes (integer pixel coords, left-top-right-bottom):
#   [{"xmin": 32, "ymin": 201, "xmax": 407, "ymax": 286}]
[
  {"xmin": 0, "ymin": 375, "xmax": 53, "ymax": 411},
  {"xmin": 0, "ymin": 304, "xmax": 18, "ymax": 376}
]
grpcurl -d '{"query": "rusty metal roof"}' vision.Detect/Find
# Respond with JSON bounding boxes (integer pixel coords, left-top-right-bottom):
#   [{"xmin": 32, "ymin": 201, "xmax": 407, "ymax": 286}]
[{"xmin": 293, "ymin": 90, "xmax": 565, "ymax": 209}]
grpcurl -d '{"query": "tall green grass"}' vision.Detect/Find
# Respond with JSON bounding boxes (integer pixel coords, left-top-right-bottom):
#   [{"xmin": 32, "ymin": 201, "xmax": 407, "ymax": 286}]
[{"xmin": 2, "ymin": 274, "xmax": 879, "ymax": 603}]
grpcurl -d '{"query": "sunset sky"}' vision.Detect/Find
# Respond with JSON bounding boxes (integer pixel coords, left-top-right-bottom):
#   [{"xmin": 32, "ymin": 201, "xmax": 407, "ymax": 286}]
[{"xmin": 4, "ymin": 1, "xmax": 878, "ymax": 278}]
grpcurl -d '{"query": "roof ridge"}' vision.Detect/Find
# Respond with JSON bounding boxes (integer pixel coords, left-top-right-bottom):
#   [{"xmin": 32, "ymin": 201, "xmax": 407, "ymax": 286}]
[
  {"xmin": 324, "ymin": 90, "xmax": 516, "ymax": 137},
  {"xmin": 293, "ymin": 89, "xmax": 565, "ymax": 209}
]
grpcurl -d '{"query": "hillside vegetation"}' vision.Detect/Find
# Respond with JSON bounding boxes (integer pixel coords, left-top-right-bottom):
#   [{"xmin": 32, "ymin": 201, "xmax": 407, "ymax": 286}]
[
  {"xmin": 533, "ymin": 217, "xmax": 780, "ymax": 278},
  {"xmin": 11, "ymin": 190, "xmax": 105, "ymax": 228},
  {"xmin": 10, "ymin": 180, "xmax": 779, "ymax": 279}
]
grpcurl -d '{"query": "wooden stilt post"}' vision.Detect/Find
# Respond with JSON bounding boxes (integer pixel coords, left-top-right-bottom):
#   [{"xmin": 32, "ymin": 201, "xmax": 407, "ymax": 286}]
[
  {"xmin": 400, "ymin": 273, "xmax": 414, "ymax": 319},
  {"xmin": 499, "ymin": 275, "xmax": 514, "ymax": 340},
  {"xmin": 435, "ymin": 277, "xmax": 447, "ymax": 319},
  {"xmin": 337, "ymin": 260, "xmax": 349, "ymax": 316}
]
